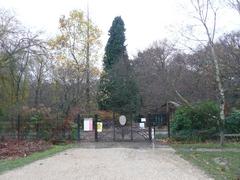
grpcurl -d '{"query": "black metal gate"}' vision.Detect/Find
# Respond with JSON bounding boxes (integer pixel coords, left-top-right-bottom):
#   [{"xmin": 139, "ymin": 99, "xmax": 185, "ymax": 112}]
[
  {"xmin": 96, "ymin": 114, "xmax": 152, "ymax": 142},
  {"xmin": 74, "ymin": 114, "xmax": 153, "ymax": 142},
  {"xmin": 74, "ymin": 113, "xmax": 169, "ymax": 142}
]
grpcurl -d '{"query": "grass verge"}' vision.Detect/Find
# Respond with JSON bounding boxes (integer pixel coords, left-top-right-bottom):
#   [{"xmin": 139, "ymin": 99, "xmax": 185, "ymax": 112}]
[
  {"xmin": 0, "ymin": 143, "xmax": 76, "ymax": 174},
  {"xmin": 172, "ymin": 143, "xmax": 240, "ymax": 180},
  {"xmin": 171, "ymin": 142, "xmax": 240, "ymax": 149}
]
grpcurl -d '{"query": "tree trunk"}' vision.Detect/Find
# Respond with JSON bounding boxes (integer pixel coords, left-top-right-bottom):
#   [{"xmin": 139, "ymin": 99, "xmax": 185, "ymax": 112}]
[
  {"xmin": 34, "ymin": 88, "xmax": 39, "ymax": 107},
  {"xmin": 210, "ymin": 45, "xmax": 225, "ymax": 146},
  {"xmin": 34, "ymin": 61, "xmax": 43, "ymax": 107},
  {"xmin": 86, "ymin": 7, "xmax": 91, "ymax": 115}
]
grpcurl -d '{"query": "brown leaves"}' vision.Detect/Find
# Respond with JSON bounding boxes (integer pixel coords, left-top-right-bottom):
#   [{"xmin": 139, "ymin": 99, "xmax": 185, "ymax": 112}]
[{"xmin": 0, "ymin": 140, "xmax": 51, "ymax": 160}]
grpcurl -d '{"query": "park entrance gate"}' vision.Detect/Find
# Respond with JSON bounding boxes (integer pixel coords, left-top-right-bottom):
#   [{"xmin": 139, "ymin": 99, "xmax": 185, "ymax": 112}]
[{"xmin": 75, "ymin": 113, "xmax": 169, "ymax": 142}]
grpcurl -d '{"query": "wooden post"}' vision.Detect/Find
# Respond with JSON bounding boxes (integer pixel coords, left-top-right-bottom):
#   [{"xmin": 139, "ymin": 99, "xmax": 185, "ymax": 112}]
[
  {"xmin": 94, "ymin": 114, "xmax": 98, "ymax": 142},
  {"xmin": 77, "ymin": 114, "xmax": 80, "ymax": 141}
]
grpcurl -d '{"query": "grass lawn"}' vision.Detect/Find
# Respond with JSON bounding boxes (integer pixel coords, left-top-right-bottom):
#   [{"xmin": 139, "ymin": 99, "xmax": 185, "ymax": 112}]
[
  {"xmin": 171, "ymin": 142, "xmax": 240, "ymax": 149},
  {"xmin": 172, "ymin": 143, "xmax": 240, "ymax": 180},
  {"xmin": 0, "ymin": 144, "xmax": 76, "ymax": 174}
]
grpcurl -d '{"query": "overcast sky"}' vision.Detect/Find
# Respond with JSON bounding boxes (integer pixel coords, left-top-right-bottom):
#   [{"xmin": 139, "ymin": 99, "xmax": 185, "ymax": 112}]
[{"xmin": 0, "ymin": 0, "xmax": 239, "ymax": 58}]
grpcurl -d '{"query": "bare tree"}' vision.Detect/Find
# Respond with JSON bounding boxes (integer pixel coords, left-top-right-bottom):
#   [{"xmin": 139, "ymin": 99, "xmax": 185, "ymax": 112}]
[
  {"xmin": 188, "ymin": 0, "xmax": 226, "ymax": 145},
  {"xmin": 29, "ymin": 43, "xmax": 50, "ymax": 107},
  {"xmin": 133, "ymin": 40, "xmax": 177, "ymax": 113},
  {"xmin": 228, "ymin": 0, "xmax": 240, "ymax": 14}
]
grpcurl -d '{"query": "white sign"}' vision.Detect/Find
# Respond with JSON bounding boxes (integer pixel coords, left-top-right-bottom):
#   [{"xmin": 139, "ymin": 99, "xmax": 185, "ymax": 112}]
[
  {"xmin": 119, "ymin": 115, "xmax": 127, "ymax": 126},
  {"xmin": 139, "ymin": 123, "xmax": 145, "ymax": 129},
  {"xmin": 151, "ymin": 128, "xmax": 155, "ymax": 140},
  {"xmin": 84, "ymin": 118, "xmax": 93, "ymax": 131},
  {"xmin": 141, "ymin": 118, "xmax": 146, "ymax": 122}
]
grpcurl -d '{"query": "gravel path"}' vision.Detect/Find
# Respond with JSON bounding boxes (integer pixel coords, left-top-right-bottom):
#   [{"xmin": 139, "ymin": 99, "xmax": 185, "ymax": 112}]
[{"xmin": 0, "ymin": 142, "xmax": 212, "ymax": 180}]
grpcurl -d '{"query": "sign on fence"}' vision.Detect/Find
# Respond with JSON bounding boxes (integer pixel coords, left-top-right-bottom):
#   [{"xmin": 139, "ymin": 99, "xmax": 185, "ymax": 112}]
[
  {"xmin": 141, "ymin": 118, "xmax": 146, "ymax": 122},
  {"xmin": 84, "ymin": 118, "xmax": 93, "ymax": 131},
  {"xmin": 119, "ymin": 115, "xmax": 127, "ymax": 126},
  {"xmin": 139, "ymin": 123, "xmax": 145, "ymax": 129},
  {"xmin": 151, "ymin": 127, "xmax": 155, "ymax": 140},
  {"xmin": 97, "ymin": 122, "xmax": 103, "ymax": 132}
]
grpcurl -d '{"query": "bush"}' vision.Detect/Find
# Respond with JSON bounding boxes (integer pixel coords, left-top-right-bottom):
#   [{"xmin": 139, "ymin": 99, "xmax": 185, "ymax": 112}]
[
  {"xmin": 70, "ymin": 123, "xmax": 78, "ymax": 140},
  {"xmin": 20, "ymin": 106, "xmax": 54, "ymax": 140},
  {"xmin": 225, "ymin": 111, "xmax": 240, "ymax": 134},
  {"xmin": 171, "ymin": 101, "xmax": 220, "ymax": 141},
  {"xmin": 0, "ymin": 108, "xmax": 3, "ymax": 116}
]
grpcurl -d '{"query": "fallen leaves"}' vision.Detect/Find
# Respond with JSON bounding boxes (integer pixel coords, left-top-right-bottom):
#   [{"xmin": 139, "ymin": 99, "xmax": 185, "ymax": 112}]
[{"xmin": 0, "ymin": 140, "xmax": 51, "ymax": 160}]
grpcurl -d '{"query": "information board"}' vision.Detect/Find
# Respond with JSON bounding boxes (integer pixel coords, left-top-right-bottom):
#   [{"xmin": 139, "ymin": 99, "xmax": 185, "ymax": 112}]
[
  {"xmin": 84, "ymin": 118, "xmax": 93, "ymax": 131},
  {"xmin": 139, "ymin": 123, "xmax": 145, "ymax": 129},
  {"xmin": 141, "ymin": 118, "xmax": 146, "ymax": 122}
]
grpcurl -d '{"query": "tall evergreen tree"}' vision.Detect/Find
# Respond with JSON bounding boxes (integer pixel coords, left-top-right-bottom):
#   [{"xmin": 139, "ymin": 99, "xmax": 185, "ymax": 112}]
[
  {"xmin": 103, "ymin": 16, "xmax": 127, "ymax": 71},
  {"xmin": 97, "ymin": 16, "xmax": 126, "ymax": 110},
  {"xmin": 97, "ymin": 16, "xmax": 139, "ymax": 113}
]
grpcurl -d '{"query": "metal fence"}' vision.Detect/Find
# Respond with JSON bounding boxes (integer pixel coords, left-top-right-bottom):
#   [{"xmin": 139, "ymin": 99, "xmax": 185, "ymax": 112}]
[
  {"xmin": 0, "ymin": 113, "xmax": 171, "ymax": 142},
  {"xmin": 0, "ymin": 119, "xmax": 66, "ymax": 141}
]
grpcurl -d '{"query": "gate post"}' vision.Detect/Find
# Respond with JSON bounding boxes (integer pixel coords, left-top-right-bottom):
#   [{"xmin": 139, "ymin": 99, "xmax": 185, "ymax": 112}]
[
  {"xmin": 131, "ymin": 113, "xmax": 133, "ymax": 141},
  {"xmin": 94, "ymin": 114, "xmax": 98, "ymax": 142},
  {"xmin": 77, "ymin": 114, "xmax": 81, "ymax": 141},
  {"xmin": 147, "ymin": 113, "xmax": 152, "ymax": 141},
  {"xmin": 113, "ymin": 112, "xmax": 115, "ymax": 141},
  {"xmin": 167, "ymin": 113, "xmax": 170, "ymax": 138},
  {"xmin": 166, "ymin": 102, "xmax": 170, "ymax": 138}
]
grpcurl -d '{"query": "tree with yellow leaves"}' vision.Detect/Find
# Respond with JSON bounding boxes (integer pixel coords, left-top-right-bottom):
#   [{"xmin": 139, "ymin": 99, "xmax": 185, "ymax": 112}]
[{"xmin": 49, "ymin": 9, "xmax": 101, "ymax": 115}]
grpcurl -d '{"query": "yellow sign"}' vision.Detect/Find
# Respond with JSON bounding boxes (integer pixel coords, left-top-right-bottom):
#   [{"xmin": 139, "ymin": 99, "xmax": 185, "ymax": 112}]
[{"xmin": 97, "ymin": 122, "xmax": 103, "ymax": 132}]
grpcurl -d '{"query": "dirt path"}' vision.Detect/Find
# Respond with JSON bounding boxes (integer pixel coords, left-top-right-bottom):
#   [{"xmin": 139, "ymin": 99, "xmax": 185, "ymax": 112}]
[{"xmin": 0, "ymin": 142, "xmax": 212, "ymax": 180}]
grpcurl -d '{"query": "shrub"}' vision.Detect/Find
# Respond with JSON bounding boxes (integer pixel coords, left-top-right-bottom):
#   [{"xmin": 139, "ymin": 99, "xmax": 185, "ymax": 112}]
[
  {"xmin": 171, "ymin": 101, "xmax": 220, "ymax": 141},
  {"xmin": 0, "ymin": 108, "xmax": 11, "ymax": 135},
  {"xmin": 70, "ymin": 123, "xmax": 78, "ymax": 140},
  {"xmin": 20, "ymin": 105, "xmax": 54, "ymax": 140},
  {"xmin": 0, "ymin": 108, "xmax": 3, "ymax": 116},
  {"xmin": 225, "ymin": 111, "xmax": 240, "ymax": 134}
]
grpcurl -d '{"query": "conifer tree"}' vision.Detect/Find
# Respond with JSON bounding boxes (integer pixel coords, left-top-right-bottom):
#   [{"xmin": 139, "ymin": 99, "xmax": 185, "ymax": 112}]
[{"xmin": 97, "ymin": 16, "xmax": 139, "ymax": 113}]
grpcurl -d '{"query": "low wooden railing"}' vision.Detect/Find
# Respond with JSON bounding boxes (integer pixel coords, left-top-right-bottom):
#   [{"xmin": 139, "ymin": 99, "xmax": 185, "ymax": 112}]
[{"xmin": 224, "ymin": 134, "xmax": 240, "ymax": 137}]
